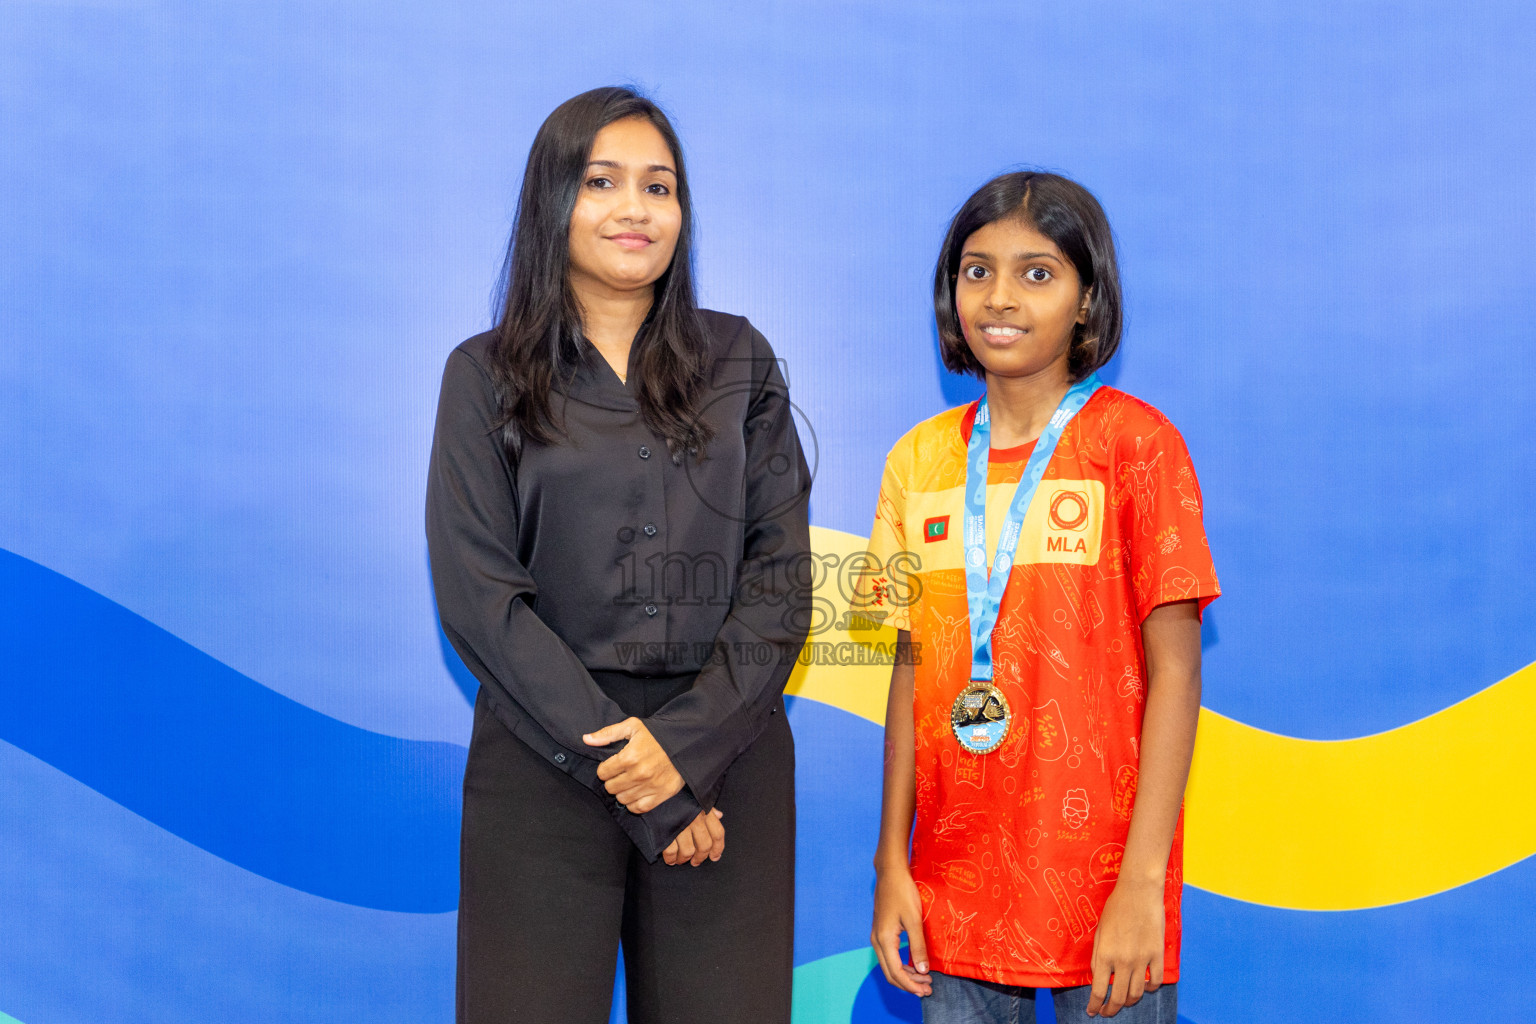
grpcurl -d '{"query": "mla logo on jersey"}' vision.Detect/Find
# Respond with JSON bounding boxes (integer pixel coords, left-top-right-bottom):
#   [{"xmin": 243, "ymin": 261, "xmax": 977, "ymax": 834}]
[
  {"xmin": 1044, "ymin": 489, "xmax": 1092, "ymax": 557},
  {"xmin": 1025, "ymin": 480, "xmax": 1105, "ymax": 565},
  {"xmin": 1049, "ymin": 490, "xmax": 1090, "ymax": 531}
]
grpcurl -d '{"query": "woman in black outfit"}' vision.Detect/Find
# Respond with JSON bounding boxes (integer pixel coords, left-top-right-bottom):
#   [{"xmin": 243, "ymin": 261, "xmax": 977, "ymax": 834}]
[{"xmin": 426, "ymin": 87, "xmax": 810, "ymax": 1024}]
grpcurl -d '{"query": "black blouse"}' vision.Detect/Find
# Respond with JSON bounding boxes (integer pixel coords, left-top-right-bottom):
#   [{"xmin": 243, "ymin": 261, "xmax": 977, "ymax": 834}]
[{"xmin": 426, "ymin": 311, "xmax": 812, "ymax": 860}]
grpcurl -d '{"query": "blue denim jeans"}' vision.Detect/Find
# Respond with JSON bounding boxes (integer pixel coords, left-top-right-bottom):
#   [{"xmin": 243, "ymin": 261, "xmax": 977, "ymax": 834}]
[{"xmin": 922, "ymin": 970, "xmax": 1178, "ymax": 1024}]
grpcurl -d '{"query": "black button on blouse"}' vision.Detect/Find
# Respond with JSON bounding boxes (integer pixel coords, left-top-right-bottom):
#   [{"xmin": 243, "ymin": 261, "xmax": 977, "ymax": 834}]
[{"xmin": 426, "ymin": 311, "xmax": 812, "ymax": 860}]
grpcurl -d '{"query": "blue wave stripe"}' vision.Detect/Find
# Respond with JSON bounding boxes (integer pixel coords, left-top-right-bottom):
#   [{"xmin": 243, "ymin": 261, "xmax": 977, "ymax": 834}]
[
  {"xmin": 0, "ymin": 738, "xmax": 456, "ymax": 1023},
  {"xmin": 0, "ymin": 549, "xmax": 462, "ymax": 912},
  {"xmin": 0, "ymin": 547, "xmax": 885, "ymax": 934}
]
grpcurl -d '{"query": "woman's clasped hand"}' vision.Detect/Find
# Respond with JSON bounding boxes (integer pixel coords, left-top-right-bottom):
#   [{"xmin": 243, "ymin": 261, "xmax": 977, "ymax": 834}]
[
  {"xmin": 582, "ymin": 718, "xmax": 725, "ymax": 865},
  {"xmin": 583, "ymin": 716, "xmax": 685, "ymax": 812}
]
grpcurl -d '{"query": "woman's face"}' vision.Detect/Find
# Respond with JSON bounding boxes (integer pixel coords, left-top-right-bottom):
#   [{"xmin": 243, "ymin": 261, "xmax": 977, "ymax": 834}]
[
  {"xmin": 567, "ymin": 116, "xmax": 682, "ymax": 301},
  {"xmin": 954, "ymin": 217, "xmax": 1088, "ymax": 382}
]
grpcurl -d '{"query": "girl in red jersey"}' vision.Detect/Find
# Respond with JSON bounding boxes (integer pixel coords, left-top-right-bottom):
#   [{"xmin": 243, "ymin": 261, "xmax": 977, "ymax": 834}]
[{"xmin": 862, "ymin": 172, "xmax": 1219, "ymax": 1022}]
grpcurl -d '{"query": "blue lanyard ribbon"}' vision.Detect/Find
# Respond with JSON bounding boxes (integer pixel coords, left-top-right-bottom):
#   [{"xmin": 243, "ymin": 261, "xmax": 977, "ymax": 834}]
[{"xmin": 964, "ymin": 374, "xmax": 1103, "ymax": 682}]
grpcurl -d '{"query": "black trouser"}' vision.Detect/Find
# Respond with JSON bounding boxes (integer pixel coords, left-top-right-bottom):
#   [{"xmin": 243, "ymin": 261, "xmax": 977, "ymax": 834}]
[{"xmin": 456, "ymin": 671, "xmax": 795, "ymax": 1024}]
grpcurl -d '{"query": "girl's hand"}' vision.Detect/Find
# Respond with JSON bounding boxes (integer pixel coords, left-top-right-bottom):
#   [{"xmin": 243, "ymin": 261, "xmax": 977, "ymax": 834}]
[
  {"xmin": 662, "ymin": 808, "xmax": 724, "ymax": 866},
  {"xmin": 871, "ymin": 860, "xmax": 932, "ymax": 997},
  {"xmin": 1086, "ymin": 877, "xmax": 1165, "ymax": 1017},
  {"xmin": 583, "ymin": 718, "xmax": 684, "ymax": 813}
]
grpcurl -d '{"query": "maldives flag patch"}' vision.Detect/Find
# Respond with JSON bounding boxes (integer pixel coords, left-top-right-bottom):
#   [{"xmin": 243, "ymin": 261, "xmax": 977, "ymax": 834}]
[{"xmin": 923, "ymin": 515, "xmax": 950, "ymax": 542}]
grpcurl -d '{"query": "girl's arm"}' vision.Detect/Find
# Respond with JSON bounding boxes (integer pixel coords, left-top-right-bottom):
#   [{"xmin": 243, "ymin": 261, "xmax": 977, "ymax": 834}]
[
  {"xmin": 1088, "ymin": 598, "xmax": 1202, "ymax": 1018},
  {"xmin": 871, "ymin": 631, "xmax": 933, "ymax": 997}
]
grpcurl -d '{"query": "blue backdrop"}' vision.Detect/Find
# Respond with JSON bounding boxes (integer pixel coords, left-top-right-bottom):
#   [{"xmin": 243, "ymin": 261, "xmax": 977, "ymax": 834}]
[{"xmin": 3, "ymin": 3, "xmax": 1534, "ymax": 1022}]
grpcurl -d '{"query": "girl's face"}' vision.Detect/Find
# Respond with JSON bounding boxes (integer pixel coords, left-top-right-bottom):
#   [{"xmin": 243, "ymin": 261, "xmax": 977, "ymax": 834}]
[
  {"xmin": 567, "ymin": 117, "xmax": 682, "ymax": 300},
  {"xmin": 955, "ymin": 217, "xmax": 1089, "ymax": 383}
]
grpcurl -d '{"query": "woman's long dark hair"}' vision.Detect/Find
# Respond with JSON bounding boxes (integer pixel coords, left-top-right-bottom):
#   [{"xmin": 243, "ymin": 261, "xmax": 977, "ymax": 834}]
[{"xmin": 487, "ymin": 86, "xmax": 712, "ymax": 454}]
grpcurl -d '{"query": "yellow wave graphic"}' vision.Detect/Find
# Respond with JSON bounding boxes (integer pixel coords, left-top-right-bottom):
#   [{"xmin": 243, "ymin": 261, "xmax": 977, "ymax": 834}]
[{"xmin": 788, "ymin": 527, "xmax": 1536, "ymax": 911}]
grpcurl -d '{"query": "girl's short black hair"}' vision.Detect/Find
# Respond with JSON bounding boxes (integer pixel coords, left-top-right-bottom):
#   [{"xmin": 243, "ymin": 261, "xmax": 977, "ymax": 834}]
[{"xmin": 934, "ymin": 171, "xmax": 1123, "ymax": 382}]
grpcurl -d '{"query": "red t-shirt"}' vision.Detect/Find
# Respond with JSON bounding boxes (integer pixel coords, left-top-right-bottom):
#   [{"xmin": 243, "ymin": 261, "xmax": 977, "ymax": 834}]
[{"xmin": 857, "ymin": 387, "xmax": 1220, "ymax": 987}]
